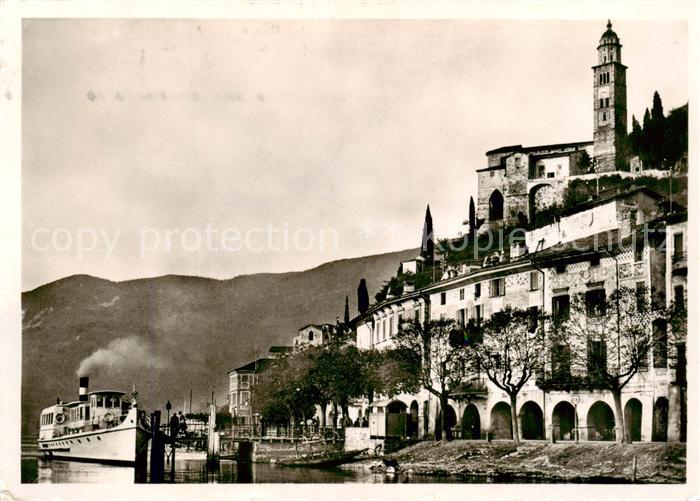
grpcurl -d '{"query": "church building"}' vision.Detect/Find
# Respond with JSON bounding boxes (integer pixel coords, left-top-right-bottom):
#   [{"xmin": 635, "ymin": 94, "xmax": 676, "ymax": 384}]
[{"xmin": 477, "ymin": 21, "xmax": 629, "ymax": 231}]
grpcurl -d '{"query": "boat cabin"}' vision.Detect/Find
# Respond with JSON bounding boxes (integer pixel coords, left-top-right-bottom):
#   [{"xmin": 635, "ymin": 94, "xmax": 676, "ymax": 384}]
[
  {"xmin": 88, "ymin": 390, "xmax": 129, "ymax": 427},
  {"xmin": 38, "ymin": 390, "xmax": 131, "ymax": 439}
]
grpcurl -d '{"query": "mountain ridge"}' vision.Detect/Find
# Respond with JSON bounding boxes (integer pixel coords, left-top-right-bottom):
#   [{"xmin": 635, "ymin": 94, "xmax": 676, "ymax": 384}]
[{"xmin": 21, "ymin": 247, "xmax": 418, "ymax": 439}]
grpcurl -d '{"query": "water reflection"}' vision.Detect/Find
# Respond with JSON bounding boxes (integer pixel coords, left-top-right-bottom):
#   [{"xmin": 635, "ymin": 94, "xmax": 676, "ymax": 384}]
[
  {"xmin": 22, "ymin": 442, "xmax": 457, "ymax": 484},
  {"xmin": 23, "ymin": 455, "xmax": 456, "ymax": 484}
]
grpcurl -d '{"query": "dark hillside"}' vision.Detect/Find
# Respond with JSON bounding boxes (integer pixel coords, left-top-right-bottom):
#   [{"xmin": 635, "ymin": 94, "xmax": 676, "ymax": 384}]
[{"xmin": 21, "ymin": 248, "xmax": 418, "ymax": 439}]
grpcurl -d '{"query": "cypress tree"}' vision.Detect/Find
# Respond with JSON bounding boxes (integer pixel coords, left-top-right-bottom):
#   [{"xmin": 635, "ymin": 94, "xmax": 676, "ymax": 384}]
[
  {"xmin": 344, "ymin": 295, "xmax": 350, "ymax": 325},
  {"xmin": 650, "ymin": 91, "xmax": 666, "ymax": 167},
  {"xmin": 357, "ymin": 279, "xmax": 369, "ymax": 315},
  {"xmin": 641, "ymin": 108, "xmax": 652, "ymax": 166},
  {"xmin": 629, "ymin": 115, "xmax": 642, "ymax": 155},
  {"xmin": 421, "ymin": 204, "xmax": 434, "ymax": 265},
  {"xmin": 468, "ymin": 196, "xmax": 476, "ymax": 241}
]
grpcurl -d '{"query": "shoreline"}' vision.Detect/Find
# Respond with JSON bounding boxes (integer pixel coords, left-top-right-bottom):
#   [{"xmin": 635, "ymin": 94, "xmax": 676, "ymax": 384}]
[{"xmin": 341, "ymin": 440, "xmax": 686, "ymax": 484}]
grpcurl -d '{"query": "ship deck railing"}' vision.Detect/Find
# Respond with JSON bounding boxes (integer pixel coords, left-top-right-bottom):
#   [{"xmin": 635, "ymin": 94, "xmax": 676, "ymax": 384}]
[{"xmin": 52, "ymin": 411, "xmax": 130, "ymax": 437}]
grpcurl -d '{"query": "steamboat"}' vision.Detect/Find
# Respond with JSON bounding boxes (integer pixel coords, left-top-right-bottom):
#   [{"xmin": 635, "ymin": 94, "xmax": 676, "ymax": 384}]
[{"xmin": 37, "ymin": 377, "xmax": 150, "ymax": 465}]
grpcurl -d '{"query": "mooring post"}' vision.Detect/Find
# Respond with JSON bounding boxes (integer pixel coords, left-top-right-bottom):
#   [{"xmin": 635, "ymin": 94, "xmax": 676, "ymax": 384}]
[
  {"xmin": 632, "ymin": 455, "xmax": 637, "ymax": 483},
  {"xmin": 206, "ymin": 404, "xmax": 219, "ymax": 470},
  {"xmin": 170, "ymin": 438, "xmax": 176, "ymax": 482},
  {"xmin": 149, "ymin": 411, "xmax": 165, "ymax": 483}
]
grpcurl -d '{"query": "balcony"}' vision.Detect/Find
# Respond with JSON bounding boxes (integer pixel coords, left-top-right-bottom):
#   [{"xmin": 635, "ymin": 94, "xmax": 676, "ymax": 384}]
[
  {"xmin": 672, "ymin": 252, "xmax": 687, "ymax": 275},
  {"xmin": 450, "ymin": 378, "xmax": 488, "ymax": 399},
  {"xmin": 535, "ymin": 372, "xmax": 608, "ymax": 392}
]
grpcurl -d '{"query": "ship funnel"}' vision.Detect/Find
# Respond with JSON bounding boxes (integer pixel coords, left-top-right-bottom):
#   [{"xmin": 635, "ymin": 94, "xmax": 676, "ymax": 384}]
[{"xmin": 79, "ymin": 376, "xmax": 89, "ymax": 402}]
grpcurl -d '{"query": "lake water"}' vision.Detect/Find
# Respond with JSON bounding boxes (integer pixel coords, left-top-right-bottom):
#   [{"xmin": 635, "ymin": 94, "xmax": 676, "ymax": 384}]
[{"xmin": 21, "ymin": 443, "xmax": 459, "ymax": 484}]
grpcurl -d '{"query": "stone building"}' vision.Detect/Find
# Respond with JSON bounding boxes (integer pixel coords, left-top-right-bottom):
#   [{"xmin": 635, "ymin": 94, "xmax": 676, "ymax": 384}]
[
  {"xmin": 593, "ymin": 20, "xmax": 628, "ymax": 172},
  {"xmin": 227, "ymin": 357, "xmax": 274, "ymax": 426},
  {"xmin": 477, "ymin": 21, "xmax": 634, "ymax": 231},
  {"xmin": 293, "ymin": 323, "xmax": 336, "ymax": 348},
  {"xmin": 353, "ymin": 190, "xmax": 686, "ymax": 443}
]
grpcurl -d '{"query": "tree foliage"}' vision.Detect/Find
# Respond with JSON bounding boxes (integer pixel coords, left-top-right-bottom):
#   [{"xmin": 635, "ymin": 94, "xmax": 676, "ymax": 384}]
[
  {"xmin": 255, "ymin": 341, "xmax": 403, "ymax": 427},
  {"xmin": 627, "ymin": 91, "xmax": 687, "ymax": 170},
  {"xmin": 357, "ymin": 279, "xmax": 370, "ymax": 315}
]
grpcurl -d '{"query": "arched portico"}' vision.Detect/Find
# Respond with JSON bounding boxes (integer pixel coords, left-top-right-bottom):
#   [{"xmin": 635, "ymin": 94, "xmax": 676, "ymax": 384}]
[
  {"xmin": 587, "ymin": 401, "xmax": 615, "ymax": 441},
  {"xmin": 490, "ymin": 402, "xmax": 513, "ymax": 440},
  {"xmin": 461, "ymin": 404, "xmax": 481, "ymax": 439},
  {"xmin": 519, "ymin": 401, "xmax": 544, "ymax": 440}
]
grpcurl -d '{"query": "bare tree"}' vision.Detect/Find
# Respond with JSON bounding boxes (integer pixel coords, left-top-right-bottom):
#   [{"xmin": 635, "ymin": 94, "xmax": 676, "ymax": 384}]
[
  {"xmin": 466, "ymin": 306, "xmax": 546, "ymax": 444},
  {"xmin": 548, "ymin": 285, "xmax": 665, "ymax": 443},
  {"xmin": 394, "ymin": 318, "xmax": 468, "ymax": 440}
]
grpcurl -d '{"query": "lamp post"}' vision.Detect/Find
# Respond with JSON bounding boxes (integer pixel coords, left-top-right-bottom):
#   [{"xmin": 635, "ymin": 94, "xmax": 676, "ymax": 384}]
[
  {"xmin": 572, "ymin": 395, "xmax": 580, "ymax": 443},
  {"xmin": 166, "ymin": 400, "xmax": 172, "ymax": 422}
]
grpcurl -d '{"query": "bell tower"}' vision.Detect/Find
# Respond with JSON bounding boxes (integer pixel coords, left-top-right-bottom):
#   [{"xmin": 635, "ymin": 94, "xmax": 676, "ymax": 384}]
[{"xmin": 592, "ymin": 20, "xmax": 628, "ymax": 172}]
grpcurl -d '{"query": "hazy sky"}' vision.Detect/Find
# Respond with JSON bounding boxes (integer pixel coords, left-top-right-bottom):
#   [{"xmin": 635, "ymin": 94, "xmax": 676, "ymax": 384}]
[{"xmin": 22, "ymin": 19, "xmax": 688, "ymax": 291}]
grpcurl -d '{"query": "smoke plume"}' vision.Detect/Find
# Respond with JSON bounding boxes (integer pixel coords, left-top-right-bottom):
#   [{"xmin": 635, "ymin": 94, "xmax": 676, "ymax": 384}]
[{"xmin": 77, "ymin": 336, "xmax": 167, "ymax": 376}]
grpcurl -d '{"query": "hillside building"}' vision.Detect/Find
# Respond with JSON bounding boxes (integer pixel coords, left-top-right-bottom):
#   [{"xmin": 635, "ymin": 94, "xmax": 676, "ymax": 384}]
[
  {"xmin": 293, "ymin": 323, "xmax": 337, "ymax": 348},
  {"xmin": 476, "ymin": 21, "xmax": 644, "ymax": 232}
]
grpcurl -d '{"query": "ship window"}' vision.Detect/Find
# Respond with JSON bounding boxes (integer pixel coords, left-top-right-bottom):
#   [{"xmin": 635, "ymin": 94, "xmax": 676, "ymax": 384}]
[
  {"xmin": 86, "ymin": 438, "xmax": 90, "ymax": 442},
  {"xmin": 77, "ymin": 439, "xmax": 81, "ymax": 444},
  {"xmin": 97, "ymin": 436, "xmax": 101, "ymax": 441}
]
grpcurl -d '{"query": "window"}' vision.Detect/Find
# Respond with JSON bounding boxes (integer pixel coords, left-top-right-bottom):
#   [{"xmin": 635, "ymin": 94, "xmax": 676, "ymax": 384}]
[
  {"xmin": 240, "ymin": 374, "xmax": 250, "ymax": 388},
  {"xmin": 673, "ymin": 233, "xmax": 684, "ymax": 261},
  {"xmin": 475, "ymin": 305, "xmax": 482, "ymax": 325},
  {"xmin": 555, "ymin": 263, "xmax": 566, "ymax": 274},
  {"xmin": 587, "ymin": 339, "xmax": 607, "ymax": 375},
  {"xmin": 489, "ymin": 190, "xmax": 504, "ymax": 221},
  {"xmin": 605, "ymin": 97, "xmax": 609, "ymax": 107},
  {"xmin": 599, "ymin": 98, "xmax": 603, "ymax": 108},
  {"xmin": 456, "ymin": 308, "xmax": 466, "ymax": 326},
  {"xmin": 552, "ymin": 294, "xmax": 570, "ymax": 322},
  {"xmin": 240, "ymin": 391, "xmax": 250, "ymax": 406},
  {"xmin": 489, "ymin": 278, "xmax": 505, "ymax": 297},
  {"xmin": 634, "ymin": 242, "xmax": 644, "ymax": 262},
  {"xmin": 527, "ymin": 306, "xmax": 539, "ymax": 333},
  {"xmin": 602, "ymin": 112, "xmax": 607, "ymax": 121},
  {"xmin": 414, "ymin": 307, "xmax": 420, "ymax": 321},
  {"xmin": 675, "ymin": 343, "xmax": 686, "ymax": 384},
  {"xmin": 590, "ymin": 255, "xmax": 600, "ymax": 267},
  {"xmin": 389, "ymin": 316, "xmax": 394, "ymax": 336},
  {"xmin": 474, "ymin": 283, "xmax": 481, "ymax": 298},
  {"xmin": 653, "ymin": 319, "xmax": 668, "ymax": 368},
  {"xmin": 459, "ymin": 288, "xmax": 465, "ymax": 301},
  {"xmin": 585, "ymin": 288, "xmax": 606, "ymax": 316},
  {"xmin": 308, "ymin": 330, "xmax": 314, "ymax": 341},
  {"xmin": 551, "ymin": 344, "xmax": 571, "ymax": 379},
  {"xmin": 547, "ymin": 172, "xmax": 555, "ymax": 178},
  {"xmin": 490, "ymin": 171, "xmax": 495, "ymax": 178},
  {"xmin": 440, "ymin": 292, "xmax": 446, "ymax": 305},
  {"xmin": 674, "ymin": 285, "xmax": 684, "ymax": 307},
  {"xmin": 96, "ymin": 396, "xmax": 103, "ymax": 407},
  {"xmin": 529, "ymin": 271, "xmax": 540, "ymax": 291},
  {"xmin": 636, "ymin": 281, "xmax": 646, "ymax": 312}
]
